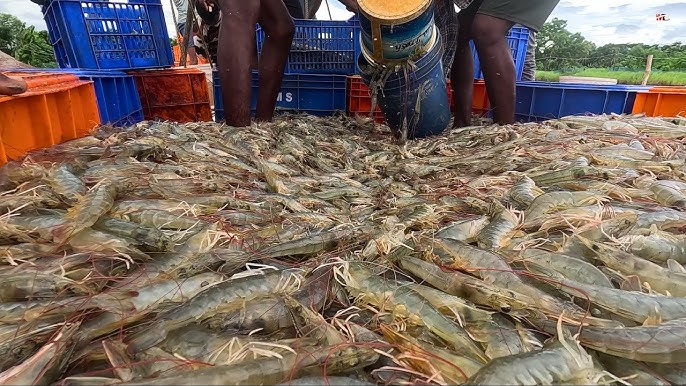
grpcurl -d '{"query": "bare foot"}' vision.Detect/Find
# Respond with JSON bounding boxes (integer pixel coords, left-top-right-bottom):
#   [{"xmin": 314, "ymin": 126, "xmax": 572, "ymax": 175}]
[{"xmin": 0, "ymin": 75, "xmax": 28, "ymax": 96}]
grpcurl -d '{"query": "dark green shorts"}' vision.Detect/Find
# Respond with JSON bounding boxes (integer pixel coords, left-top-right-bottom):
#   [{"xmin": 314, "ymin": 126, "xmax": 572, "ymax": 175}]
[{"xmin": 477, "ymin": 0, "xmax": 560, "ymax": 32}]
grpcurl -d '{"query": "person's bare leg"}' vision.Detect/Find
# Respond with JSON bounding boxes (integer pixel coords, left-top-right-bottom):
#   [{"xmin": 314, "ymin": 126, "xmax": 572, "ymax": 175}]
[
  {"xmin": 255, "ymin": 0, "xmax": 295, "ymax": 122},
  {"xmin": 255, "ymin": 0, "xmax": 294, "ymax": 122},
  {"xmin": 0, "ymin": 74, "xmax": 27, "ymax": 96},
  {"xmin": 471, "ymin": 14, "xmax": 515, "ymax": 125},
  {"xmin": 451, "ymin": 10, "xmax": 477, "ymax": 128},
  {"xmin": 217, "ymin": 0, "xmax": 260, "ymax": 127}
]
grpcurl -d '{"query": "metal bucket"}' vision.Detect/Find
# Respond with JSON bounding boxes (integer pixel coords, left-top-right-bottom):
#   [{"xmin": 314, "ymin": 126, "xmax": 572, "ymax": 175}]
[
  {"xmin": 357, "ymin": 0, "xmax": 436, "ymax": 63},
  {"xmin": 357, "ymin": 27, "xmax": 451, "ymax": 140}
]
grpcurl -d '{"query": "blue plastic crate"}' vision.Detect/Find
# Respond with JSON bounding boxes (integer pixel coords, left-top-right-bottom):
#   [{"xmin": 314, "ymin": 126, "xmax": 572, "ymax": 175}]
[
  {"xmin": 5, "ymin": 68, "xmax": 144, "ymax": 126},
  {"xmin": 213, "ymin": 70, "xmax": 347, "ymax": 122},
  {"xmin": 471, "ymin": 25, "xmax": 529, "ymax": 81},
  {"xmin": 515, "ymin": 81, "xmax": 652, "ymax": 122},
  {"xmin": 68, "ymin": 70, "xmax": 144, "ymax": 126},
  {"xmin": 41, "ymin": 0, "xmax": 174, "ymax": 70},
  {"xmin": 255, "ymin": 18, "xmax": 361, "ymax": 75}
]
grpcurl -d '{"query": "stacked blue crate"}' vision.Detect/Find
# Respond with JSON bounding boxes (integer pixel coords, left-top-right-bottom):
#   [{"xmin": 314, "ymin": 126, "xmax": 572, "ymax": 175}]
[
  {"xmin": 213, "ymin": 17, "xmax": 359, "ymax": 122},
  {"xmin": 515, "ymin": 81, "xmax": 652, "ymax": 122},
  {"xmin": 42, "ymin": 0, "xmax": 173, "ymax": 70},
  {"xmin": 69, "ymin": 70, "xmax": 144, "ymax": 126},
  {"xmin": 40, "ymin": 0, "xmax": 175, "ymax": 125}
]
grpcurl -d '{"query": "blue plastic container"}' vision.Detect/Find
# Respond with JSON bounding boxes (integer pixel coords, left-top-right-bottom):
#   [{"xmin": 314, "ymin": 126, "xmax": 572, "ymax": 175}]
[
  {"xmin": 256, "ymin": 19, "xmax": 360, "ymax": 75},
  {"xmin": 515, "ymin": 81, "xmax": 652, "ymax": 122},
  {"xmin": 41, "ymin": 0, "xmax": 174, "ymax": 70},
  {"xmin": 5, "ymin": 67, "xmax": 144, "ymax": 126},
  {"xmin": 471, "ymin": 25, "xmax": 529, "ymax": 81},
  {"xmin": 356, "ymin": 0, "xmax": 435, "ymax": 63},
  {"xmin": 357, "ymin": 28, "xmax": 450, "ymax": 139},
  {"xmin": 69, "ymin": 70, "xmax": 144, "ymax": 126},
  {"xmin": 213, "ymin": 71, "xmax": 347, "ymax": 122}
]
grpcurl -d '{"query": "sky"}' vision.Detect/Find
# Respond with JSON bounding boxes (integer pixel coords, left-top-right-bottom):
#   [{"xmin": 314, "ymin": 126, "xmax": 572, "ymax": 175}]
[{"xmin": 0, "ymin": 0, "xmax": 684, "ymax": 47}]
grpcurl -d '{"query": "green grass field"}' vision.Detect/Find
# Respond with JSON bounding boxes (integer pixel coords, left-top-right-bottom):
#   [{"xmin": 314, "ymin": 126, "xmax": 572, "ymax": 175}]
[{"xmin": 536, "ymin": 68, "xmax": 686, "ymax": 86}]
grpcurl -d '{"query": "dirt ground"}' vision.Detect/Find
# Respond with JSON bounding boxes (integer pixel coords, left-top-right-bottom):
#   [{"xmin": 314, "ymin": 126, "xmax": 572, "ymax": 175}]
[{"xmin": 0, "ymin": 51, "xmax": 33, "ymax": 69}]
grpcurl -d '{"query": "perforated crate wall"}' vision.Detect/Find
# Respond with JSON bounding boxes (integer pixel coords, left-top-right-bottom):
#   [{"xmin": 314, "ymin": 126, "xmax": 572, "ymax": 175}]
[{"xmin": 42, "ymin": 0, "xmax": 174, "ymax": 70}]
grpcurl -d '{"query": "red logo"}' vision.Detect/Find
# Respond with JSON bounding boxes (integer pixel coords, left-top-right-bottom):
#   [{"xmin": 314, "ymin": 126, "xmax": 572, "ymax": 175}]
[{"xmin": 656, "ymin": 13, "xmax": 670, "ymax": 21}]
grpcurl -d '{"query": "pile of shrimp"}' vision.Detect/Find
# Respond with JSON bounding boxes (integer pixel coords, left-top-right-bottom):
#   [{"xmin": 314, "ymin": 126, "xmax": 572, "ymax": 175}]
[{"xmin": 1, "ymin": 112, "xmax": 686, "ymax": 385}]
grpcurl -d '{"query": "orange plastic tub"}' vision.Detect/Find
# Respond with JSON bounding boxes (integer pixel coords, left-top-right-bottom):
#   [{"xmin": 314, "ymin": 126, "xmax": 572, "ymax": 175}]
[
  {"xmin": 347, "ymin": 76, "xmax": 489, "ymax": 123},
  {"xmin": 632, "ymin": 86, "xmax": 686, "ymax": 117},
  {"xmin": 446, "ymin": 79, "xmax": 490, "ymax": 116},
  {"xmin": 0, "ymin": 71, "xmax": 100, "ymax": 165},
  {"xmin": 128, "ymin": 68, "xmax": 212, "ymax": 123}
]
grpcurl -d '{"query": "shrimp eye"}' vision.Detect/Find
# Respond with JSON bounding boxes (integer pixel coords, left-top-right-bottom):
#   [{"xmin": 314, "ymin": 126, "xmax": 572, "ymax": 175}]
[
  {"xmin": 201, "ymin": 281, "xmax": 210, "ymax": 287},
  {"xmin": 500, "ymin": 305, "xmax": 512, "ymax": 313},
  {"xmin": 592, "ymin": 245, "xmax": 600, "ymax": 251}
]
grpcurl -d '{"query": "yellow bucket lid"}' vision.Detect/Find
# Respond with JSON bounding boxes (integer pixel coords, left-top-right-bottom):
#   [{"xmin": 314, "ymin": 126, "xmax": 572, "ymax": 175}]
[{"xmin": 358, "ymin": 0, "xmax": 432, "ymax": 23}]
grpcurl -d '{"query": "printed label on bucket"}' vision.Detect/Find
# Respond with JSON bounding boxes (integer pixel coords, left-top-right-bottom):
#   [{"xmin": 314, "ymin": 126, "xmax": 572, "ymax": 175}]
[
  {"xmin": 358, "ymin": 6, "xmax": 436, "ymax": 62},
  {"xmin": 361, "ymin": 23, "xmax": 434, "ymax": 61}
]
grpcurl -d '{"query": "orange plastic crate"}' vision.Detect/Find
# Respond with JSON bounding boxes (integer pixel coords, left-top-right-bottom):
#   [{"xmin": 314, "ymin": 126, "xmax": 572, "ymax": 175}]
[
  {"xmin": 446, "ymin": 79, "xmax": 490, "ymax": 116},
  {"xmin": 347, "ymin": 76, "xmax": 489, "ymax": 122},
  {"xmin": 128, "ymin": 68, "xmax": 212, "ymax": 123},
  {"xmin": 0, "ymin": 71, "xmax": 100, "ymax": 166},
  {"xmin": 632, "ymin": 86, "xmax": 686, "ymax": 117},
  {"xmin": 346, "ymin": 76, "xmax": 385, "ymax": 123}
]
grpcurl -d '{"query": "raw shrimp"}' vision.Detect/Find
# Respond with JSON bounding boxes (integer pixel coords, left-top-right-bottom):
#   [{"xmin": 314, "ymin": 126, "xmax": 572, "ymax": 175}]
[
  {"xmin": 434, "ymin": 215, "xmax": 490, "ymax": 243},
  {"xmin": 596, "ymin": 352, "xmax": 670, "ymax": 386},
  {"xmin": 508, "ymin": 175, "xmax": 544, "ymax": 209},
  {"xmin": 406, "ymin": 282, "xmax": 495, "ymax": 324},
  {"xmin": 476, "ymin": 204, "xmax": 521, "ymax": 250},
  {"xmin": 523, "ymin": 191, "xmax": 609, "ymax": 224},
  {"xmin": 379, "ymin": 324, "xmax": 483, "ymax": 384},
  {"xmin": 398, "ymin": 255, "xmax": 538, "ymax": 316},
  {"xmin": 257, "ymin": 227, "xmax": 356, "ymax": 259},
  {"xmin": 74, "ymin": 272, "xmax": 225, "ymax": 344},
  {"xmin": 510, "ymin": 248, "xmax": 614, "ymax": 288},
  {"xmin": 52, "ymin": 179, "xmax": 117, "ymax": 243},
  {"xmin": 651, "ymin": 182, "xmax": 686, "ymax": 208},
  {"xmin": 125, "ymin": 268, "xmax": 306, "ymax": 354},
  {"xmin": 617, "ymin": 228, "xmax": 686, "ymax": 264},
  {"xmin": 465, "ymin": 314, "xmax": 542, "ymax": 360},
  {"xmin": 543, "ymin": 275, "xmax": 686, "ymax": 324},
  {"xmin": 465, "ymin": 322, "xmax": 606, "ymax": 385},
  {"xmin": 114, "ymin": 345, "xmax": 378, "ymax": 386},
  {"xmin": 337, "ymin": 261, "xmax": 489, "ymax": 363},
  {"xmin": 0, "ymin": 322, "xmax": 80, "ymax": 385},
  {"xmin": 428, "ymin": 238, "xmax": 607, "ymax": 326},
  {"xmin": 578, "ymin": 235, "xmax": 686, "ymax": 296},
  {"xmin": 44, "ymin": 165, "xmax": 86, "ymax": 204},
  {"xmin": 122, "ymin": 209, "xmax": 207, "ymax": 230}
]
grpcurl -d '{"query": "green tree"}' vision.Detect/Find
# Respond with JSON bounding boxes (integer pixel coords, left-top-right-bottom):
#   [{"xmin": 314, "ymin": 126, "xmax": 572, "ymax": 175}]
[
  {"xmin": 15, "ymin": 27, "xmax": 57, "ymax": 67},
  {"xmin": 0, "ymin": 13, "xmax": 27, "ymax": 56},
  {"xmin": 536, "ymin": 18, "xmax": 596, "ymax": 71},
  {"xmin": 0, "ymin": 13, "xmax": 56, "ymax": 67}
]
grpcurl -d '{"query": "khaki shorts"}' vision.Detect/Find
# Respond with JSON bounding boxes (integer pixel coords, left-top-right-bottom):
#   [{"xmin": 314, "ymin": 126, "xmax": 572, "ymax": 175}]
[{"xmin": 477, "ymin": 0, "xmax": 560, "ymax": 32}]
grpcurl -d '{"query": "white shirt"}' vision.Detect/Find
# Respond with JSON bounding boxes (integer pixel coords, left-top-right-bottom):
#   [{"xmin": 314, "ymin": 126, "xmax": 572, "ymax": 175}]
[{"xmin": 172, "ymin": 0, "xmax": 189, "ymax": 24}]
